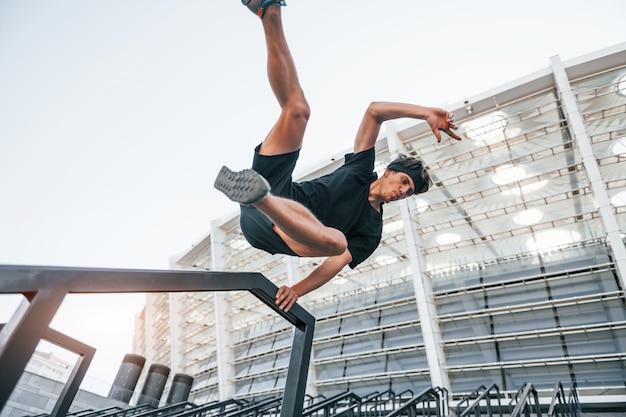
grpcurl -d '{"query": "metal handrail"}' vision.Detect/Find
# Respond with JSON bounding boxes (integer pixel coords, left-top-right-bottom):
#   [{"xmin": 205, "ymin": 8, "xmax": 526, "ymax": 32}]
[
  {"xmin": 302, "ymin": 391, "xmax": 362, "ymax": 416},
  {"xmin": 548, "ymin": 382, "xmax": 569, "ymax": 417},
  {"xmin": 0, "ymin": 265, "xmax": 316, "ymax": 417},
  {"xmin": 548, "ymin": 381, "xmax": 581, "ymax": 417},
  {"xmin": 509, "ymin": 383, "xmax": 542, "ymax": 417},
  {"xmin": 362, "ymin": 389, "xmax": 395, "ymax": 417},
  {"xmin": 568, "ymin": 383, "xmax": 581, "ymax": 417},
  {"xmin": 384, "ymin": 387, "xmax": 443, "ymax": 417},
  {"xmin": 455, "ymin": 384, "xmax": 486, "ymax": 416},
  {"xmin": 458, "ymin": 383, "xmax": 502, "ymax": 417}
]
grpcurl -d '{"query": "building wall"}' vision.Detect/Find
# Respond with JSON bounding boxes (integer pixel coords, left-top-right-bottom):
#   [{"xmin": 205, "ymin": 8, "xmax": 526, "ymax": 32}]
[
  {"xmin": 1, "ymin": 371, "xmax": 128, "ymax": 417},
  {"xmin": 147, "ymin": 44, "xmax": 626, "ymax": 403}
]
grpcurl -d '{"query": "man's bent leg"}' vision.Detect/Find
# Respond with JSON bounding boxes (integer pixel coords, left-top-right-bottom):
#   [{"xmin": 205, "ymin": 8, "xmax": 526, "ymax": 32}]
[{"xmin": 253, "ymin": 194, "xmax": 347, "ymax": 257}]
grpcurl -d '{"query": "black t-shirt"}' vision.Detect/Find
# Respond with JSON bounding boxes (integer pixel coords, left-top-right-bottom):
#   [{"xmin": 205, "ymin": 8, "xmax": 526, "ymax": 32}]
[{"xmin": 291, "ymin": 147, "xmax": 383, "ymax": 268}]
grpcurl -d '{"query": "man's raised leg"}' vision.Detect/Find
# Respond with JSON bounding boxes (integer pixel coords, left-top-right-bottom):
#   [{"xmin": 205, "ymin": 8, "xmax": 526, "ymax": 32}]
[{"xmin": 215, "ymin": 2, "xmax": 348, "ymax": 257}]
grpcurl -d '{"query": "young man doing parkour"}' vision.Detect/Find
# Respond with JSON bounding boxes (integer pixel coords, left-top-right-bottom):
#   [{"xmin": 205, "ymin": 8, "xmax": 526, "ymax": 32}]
[{"xmin": 215, "ymin": 0, "xmax": 462, "ymax": 312}]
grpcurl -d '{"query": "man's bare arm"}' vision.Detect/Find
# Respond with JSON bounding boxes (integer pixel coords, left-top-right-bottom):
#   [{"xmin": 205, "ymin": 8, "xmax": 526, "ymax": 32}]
[
  {"xmin": 275, "ymin": 249, "xmax": 352, "ymax": 312},
  {"xmin": 353, "ymin": 101, "xmax": 461, "ymax": 153}
]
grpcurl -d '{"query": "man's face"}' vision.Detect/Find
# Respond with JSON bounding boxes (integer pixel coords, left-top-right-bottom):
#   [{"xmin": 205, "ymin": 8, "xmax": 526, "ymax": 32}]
[{"xmin": 382, "ymin": 169, "xmax": 415, "ymax": 203}]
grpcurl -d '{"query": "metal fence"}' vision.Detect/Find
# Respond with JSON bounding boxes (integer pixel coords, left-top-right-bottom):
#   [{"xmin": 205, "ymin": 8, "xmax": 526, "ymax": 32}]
[{"xmin": 0, "ymin": 264, "xmax": 315, "ymax": 417}]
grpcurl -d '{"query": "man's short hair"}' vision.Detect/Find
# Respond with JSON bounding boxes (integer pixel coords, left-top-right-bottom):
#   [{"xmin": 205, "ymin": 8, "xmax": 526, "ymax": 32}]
[{"xmin": 386, "ymin": 153, "xmax": 432, "ymax": 195}]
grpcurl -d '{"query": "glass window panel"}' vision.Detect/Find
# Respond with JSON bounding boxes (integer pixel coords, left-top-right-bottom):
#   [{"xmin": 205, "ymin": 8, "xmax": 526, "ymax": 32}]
[
  {"xmin": 541, "ymin": 244, "xmax": 612, "ymax": 273},
  {"xmin": 380, "ymin": 303, "xmax": 418, "ymax": 326},
  {"xmin": 376, "ymin": 280, "xmax": 415, "ymax": 304},
  {"xmin": 344, "ymin": 356, "xmax": 385, "ymax": 377},
  {"xmin": 314, "ymin": 340, "xmax": 343, "ymax": 360},
  {"xmin": 309, "ymin": 300, "xmax": 339, "ymax": 317},
  {"xmin": 557, "ymin": 300, "xmax": 626, "ymax": 327},
  {"xmin": 386, "ymin": 351, "xmax": 428, "ymax": 372},
  {"xmin": 315, "ymin": 363, "xmax": 344, "ymax": 381},
  {"xmin": 481, "ymin": 257, "xmax": 543, "ymax": 284},
  {"xmin": 342, "ymin": 333, "xmax": 383, "ymax": 356},
  {"xmin": 571, "ymin": 361, "xmax": 626, "ymax": 387},
  {"xmin": 449, "ymin": 370, "xmax": 501, "ymax": 394},
  {"xmin": 383, "ymin": 327, "xmax": 423, "ymax": 349},
  {"xmin": 505, "ymin": 364, "xmax": 571, "ymax": 391},
  {"xmin": 445, "ymin": 343, "xmax": 498, "ymax": 366},
  {"xmin": 441, "ymin": 316, "xmax": 492, "ymax": 340},
  {"xmin": 340, "ymin": 312, "xmax": 379, "ymax": 333},
  {"xmin": 391, "ymin": 376, "xmax": 432, "ymax": 398},
  {"xmin": 437, "ymin": 292, "xmax": 485, "ymax": 315},
  {"xmin": 349, "ymin": 379, "xmax": 390, "ymax": 398},
  {"xmin": 548, "ymin": 271, "xmax": 619, "ymax": 299},
  {"xmin": 248, "ymin": 356, "xmax": 276, "ymax": 374},
  {"xmin": 565, "ymin": 332, "xmax": 620, "ymax": 356},
  {"xmin": 272, "ymin": 331, "xmax": 292, "ymax": 350},
  {"xmin": 487, "ymin": 282, "xmax": 549, "ymax": 308},
  {"xmin": 499, "ymin": 336, "xmax": 564, "ymax": 361},
  {"xmin": 564, "ymin": 329, "xmax": 626, "ymax": 356},
  {"xmin": 315, "ymin": 318, "xmax": 341, "ymax": 338},
  {"xmin": 250, "ymin": 374, "xmax": 277, "ymax": 392},
  {"xmin": 275, "ymin": 373, "xmax": 287, "ymax": 390},
  {"xmin": 492, "ymin": 308, "xmax": 556, "ymax": 333},
  {"xmin": 235, "ymin": 379, "xmax": 252, "ymax": 396},
  {"xmin": 234, "ymin": 362, "xmax": 251, "ymax": 378},
  {"xmin": 248, "ymin": 340, "xmax": 270, "ymax": 356},
  {"xmin": 431, "ymin": 267, "xmax": 478, "ymax": 292}
]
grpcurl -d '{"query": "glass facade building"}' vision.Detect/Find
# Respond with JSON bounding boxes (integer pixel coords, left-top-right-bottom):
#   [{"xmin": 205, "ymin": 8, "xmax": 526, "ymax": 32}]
[{"xmin": 138, "ymin": 44, "xmax": 626, "ymax": 405}]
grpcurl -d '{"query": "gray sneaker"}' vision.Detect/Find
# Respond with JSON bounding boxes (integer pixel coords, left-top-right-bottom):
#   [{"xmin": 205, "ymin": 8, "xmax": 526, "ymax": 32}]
[
  {"xmin": 241, "ymin": 0, "xmax": 286, "ymax": 19},
  {"xmin": 214, "ymin": 165, "xmax": 271, "ymax": 205}
]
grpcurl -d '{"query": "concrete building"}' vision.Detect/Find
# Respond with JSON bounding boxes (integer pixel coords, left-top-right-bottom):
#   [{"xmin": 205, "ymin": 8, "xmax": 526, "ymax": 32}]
[{"xmin": 138, "ymin": 43, "xmax": 626, "ymax": 405}]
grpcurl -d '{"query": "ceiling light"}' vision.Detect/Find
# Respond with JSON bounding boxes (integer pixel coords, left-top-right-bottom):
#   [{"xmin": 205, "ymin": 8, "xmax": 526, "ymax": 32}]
[
  {"xmin": 610, "ymin": 138, "xmax": 626, "ymax": 156},
  {"xmin": 462, "ymin": 111, "xmax": 510, "ymax": 146},
  {"xmin": 611, "ymin": 190, "xmax": 626, "ymax": 207},
  {"xmin": 415, "ymin": 198, "xmax": 429, "ymax": 213},
  {"xmin": 436, "ymin": 233, "xmax": 461, "ymax": 245},
  {"xmin": 526, "ymin": 229, "xmax": 581, "ymax": 253},
  {"xmin": 513, "ymin": 208, "xmax": 544, "ymax": 225},
  {"xmin": 373, "ymin": 255, "xmax": 399, "ymax": 266},
  {"xmin": 492, "ymin": 164, "xmax": 527, "ymax": 185},
  {"xmin": 383, "ymin": 220, "xmax": 404, "ymax": 234}
]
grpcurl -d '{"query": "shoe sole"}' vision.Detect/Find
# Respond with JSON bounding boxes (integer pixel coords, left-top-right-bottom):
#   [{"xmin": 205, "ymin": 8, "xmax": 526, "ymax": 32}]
[{"xmin": 214, "ymin": 166, "xmax": 270, "ymax": 205}]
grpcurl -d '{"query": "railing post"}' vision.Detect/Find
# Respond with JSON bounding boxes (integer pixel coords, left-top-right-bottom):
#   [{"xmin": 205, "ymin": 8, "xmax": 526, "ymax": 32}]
[
  {"xmin": 281, "ymin": 323, "xmax": 315, "ymax": 417},
  {"xmin": 0, "ymin": 289, "xmax": 66, "ymax": 408}
]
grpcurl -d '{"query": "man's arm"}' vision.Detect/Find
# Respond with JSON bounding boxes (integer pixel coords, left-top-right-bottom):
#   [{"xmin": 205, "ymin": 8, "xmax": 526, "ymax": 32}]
[
  {"xmin": 353, "ymin": 101, "xmax": 462, "ymax": 153},
  {"xmin": 275, "ymin": 249, "xmax": 352, "ymax": 312}
]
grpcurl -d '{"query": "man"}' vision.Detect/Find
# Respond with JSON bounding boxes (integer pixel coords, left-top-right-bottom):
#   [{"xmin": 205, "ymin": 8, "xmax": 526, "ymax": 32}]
[{"xmin": 214, "ymin": 0, "xmax": 462, "ymax": 312}]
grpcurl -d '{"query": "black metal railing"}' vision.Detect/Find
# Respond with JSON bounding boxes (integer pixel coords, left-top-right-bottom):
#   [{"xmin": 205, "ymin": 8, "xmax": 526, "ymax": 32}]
[
  {"xmin": 548, "ymin": 382, "xmax": 580, "ymax": 417},
  {"xmin": 384, "ymin": 387, "xmax": 446, "ymax": 417},
  {"xmin": 457, "ymin": 383, "xmax": 503, "ymax": 417},
  {"xmin": 0, "ymin": 264, "xmax": 315, "ymax": 417},
  {"xmin": 509, "ymin": 382, "xmax": 542, "ymax": 417},
  {"xmin": 302, "ymin": 390, "xmax": 362, "ymax": 416}
]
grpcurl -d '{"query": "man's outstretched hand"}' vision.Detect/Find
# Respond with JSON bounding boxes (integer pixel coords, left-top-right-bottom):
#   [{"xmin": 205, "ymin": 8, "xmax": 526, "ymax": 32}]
[
  {"xmin": 426, "ymin": 107, "xmax": 462, "ymax": 143},
  {"xmin": 276, "ymin": 285, "xmax": 299, "ymax": 312}
]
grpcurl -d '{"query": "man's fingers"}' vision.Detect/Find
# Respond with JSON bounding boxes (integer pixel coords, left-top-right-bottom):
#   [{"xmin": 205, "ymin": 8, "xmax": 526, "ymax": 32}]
[
  {"xmin": 276, "ymin": 286, "xmax": 298, "ymax": 312},
  {"xmin": 280, "ymin": 293, "xmax": 296, "ymax": 312},
  {"xmin": 446, "ymin": 129, "xmax": 463, "ymax": 141},
  {"xmin": 281, "ymin": 296, "xmax": 296, "ymax": 312}
]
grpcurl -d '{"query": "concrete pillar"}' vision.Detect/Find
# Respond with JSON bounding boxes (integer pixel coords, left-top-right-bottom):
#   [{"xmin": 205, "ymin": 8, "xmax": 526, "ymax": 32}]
[
  {"xmin": 136, "ymin": 364, "xmax": 170, "ymax": 407},
  {"xmin": 165, "ymin": 373, "xmax": 194, "ymax": 404},
  {"xmin": 108, "ymin": 353, "xmax": 146, "ymax": 403}
]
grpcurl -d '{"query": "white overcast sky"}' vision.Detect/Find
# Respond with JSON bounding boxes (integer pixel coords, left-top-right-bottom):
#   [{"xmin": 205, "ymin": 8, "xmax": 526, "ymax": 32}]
[{"xmin": 0, "ymin": 0, "xmax": 624, "ymax": 394}]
